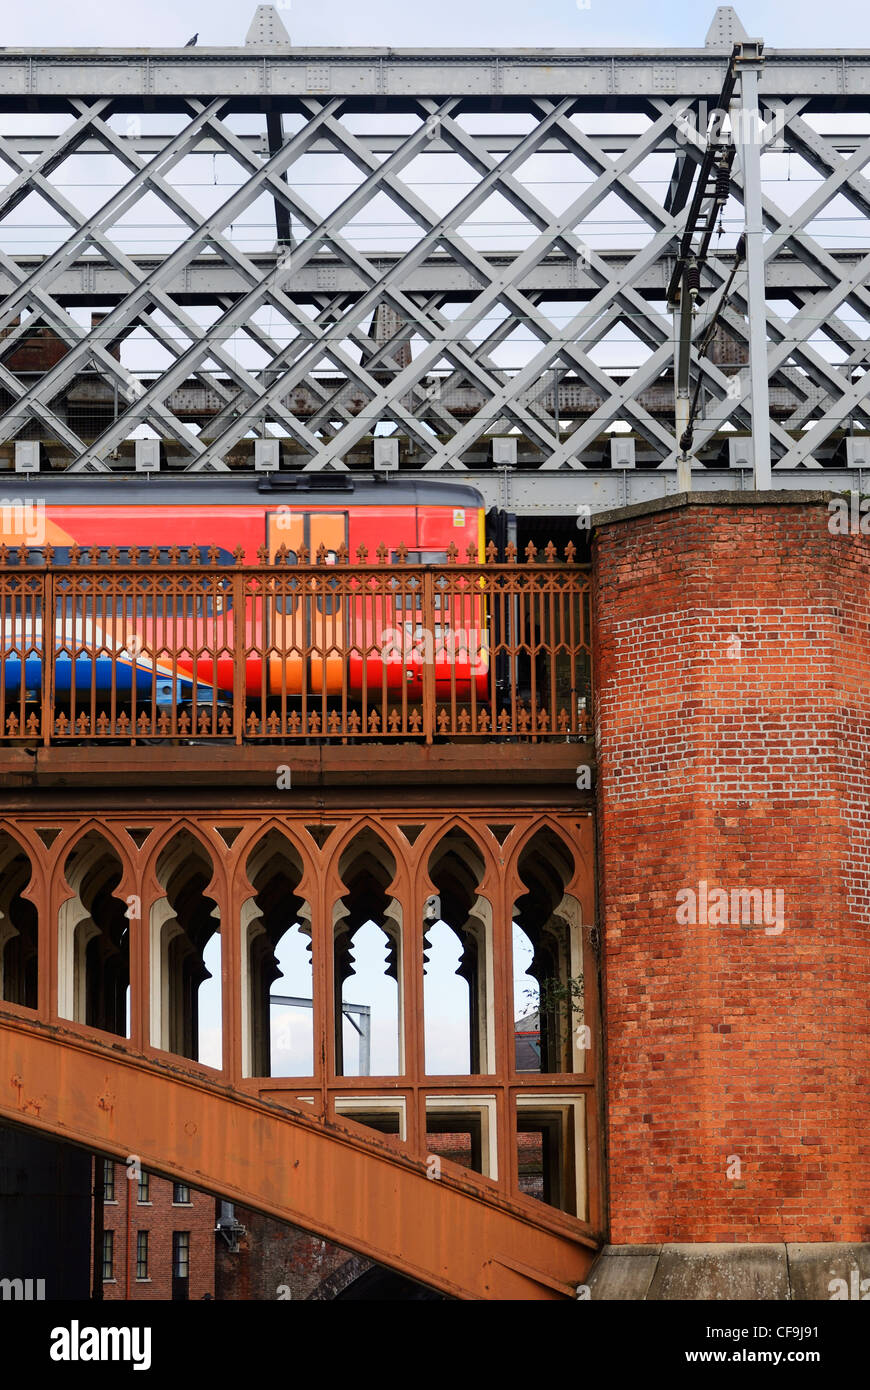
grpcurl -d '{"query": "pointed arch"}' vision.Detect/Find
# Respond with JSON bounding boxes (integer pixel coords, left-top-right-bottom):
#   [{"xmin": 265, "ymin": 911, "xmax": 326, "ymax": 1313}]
[
  {"xmin": 228, "ymin": 816, "xmax": 319, "ymax": 904},
  {"xmin": 0, "ymin": 829, "xmax": 37, "ymax": 1009},
  {"xmin": 324, "ymin": 819, "xmax": 408, "ymax": 902},
  {"xmin": 141, "ymin": 817, "xmax": 227, "ymax": 908},
  {"xmin": 423, "ymin": 826, "xmax": 494, "ymax": 1075},
  {"xmin": 241, "ymin": 828, "xmax": 312, "ymax": 1078},
  {"xmin": 59, "ymin": 830, "xmax": 129, "ymax": 1036},
  {"xmin": 149, "ymin": 827, "xmax": 221, "ymax": 1065},
  {"xmin": 510, "ymin": 826, "xmax": 586, "ymax": 1076},
  {"xmin": 505, "ymin": 816, "xmax": 594, "ymax": 923},
  {"xmin": 332, "ymin": 826, "xmax": 402, "ymax": 1077}
]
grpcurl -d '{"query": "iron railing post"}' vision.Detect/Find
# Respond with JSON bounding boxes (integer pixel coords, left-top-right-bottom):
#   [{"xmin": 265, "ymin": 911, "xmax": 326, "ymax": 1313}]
[
  {"xmin": 422, "ymin": 567, "xmax": 435, "ymax": 744},
  {"xmin": 233, "ymin": 572, "xmax": 245, "ymax": 744},
  {"xmin": 42, "ymin": 571, "xmax": 53, "ymax": 747}
]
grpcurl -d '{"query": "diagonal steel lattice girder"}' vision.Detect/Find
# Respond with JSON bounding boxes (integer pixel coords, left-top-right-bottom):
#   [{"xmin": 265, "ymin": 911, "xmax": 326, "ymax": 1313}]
[{"xmin": 1, "ymin": 11, "xmax": 870, "ymax": 487}]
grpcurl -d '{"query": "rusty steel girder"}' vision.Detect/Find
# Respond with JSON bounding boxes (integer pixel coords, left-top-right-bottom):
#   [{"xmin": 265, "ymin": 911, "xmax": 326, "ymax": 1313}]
[{"xmin": 0, "ymin": 1017, "xmax": 596, "ymax": 1300}]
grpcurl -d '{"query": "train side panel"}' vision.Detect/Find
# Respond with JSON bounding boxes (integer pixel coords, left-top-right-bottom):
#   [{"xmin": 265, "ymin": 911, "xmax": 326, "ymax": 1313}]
[{"xmin": 4, "ymin": 501, "xmax": 488, "ymax": 703}]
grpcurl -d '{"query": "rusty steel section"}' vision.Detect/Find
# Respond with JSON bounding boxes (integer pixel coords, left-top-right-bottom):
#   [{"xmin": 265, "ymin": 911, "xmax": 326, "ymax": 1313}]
[
  {"xmin": 0, "ymin": 806, "xmax": 600, "ymax": 1297},
  {"xmin": 1, "ymin": 1019, "xmax": 596, "ymax": 1300},
  {"xmin": 0, "ymin": 545, "xmax": 591, "ymax": 745}
]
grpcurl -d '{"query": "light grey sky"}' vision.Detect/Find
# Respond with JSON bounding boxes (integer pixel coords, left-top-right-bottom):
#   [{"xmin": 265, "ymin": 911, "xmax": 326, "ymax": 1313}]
[
  {"xmin": 2, "ymin": 0, "xmax": 866, "ymax": 51},
  {"xmin": 193, "ymin": 917, "xmax": 538, "ymax": 1075}
]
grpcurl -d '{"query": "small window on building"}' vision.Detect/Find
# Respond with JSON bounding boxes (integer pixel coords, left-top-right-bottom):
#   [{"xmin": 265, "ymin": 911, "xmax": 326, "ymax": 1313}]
[
  {"xmin": 137, "ymin": 1170, "xmax": 150, "ymax": 1203},
  {"xmin": 102, "ymin": 1230, "xmax": 114, "ymax": 1281},
  {"xmin": 136, "ymin": 1231, "xmax": 149, "ymax": 1280},
  {"xmin": 102, "ymin": 1158, "xmax": 115, "ymax": 1203},
  {"xmin": 172, "ymin": 1182, "xmax": 191, "ymax": 1205}
]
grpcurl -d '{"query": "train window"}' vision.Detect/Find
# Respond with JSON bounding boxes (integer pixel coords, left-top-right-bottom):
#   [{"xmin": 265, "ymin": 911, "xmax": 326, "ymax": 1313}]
[
  {"xmin": 398, "ymin": 550, "xmax": 449, "ymax": 565},
  {"xmin": 206, "ymin": 581, "xmax": 233, "ymax": 617},
  {"xmin": 404, "ymin": 622, "xmax": 453, "ymax": 642},
  {"xmin": 389, "ymin": 592, "xmax": 445, "ymax": 611},
  {"xmin": 274, "ymin": 563, "xmax": 299, "ymax": 616},
  {"xmin": 315, "ymin": 578, "xmax": 341, "ymax": 615},
  {"xmin": 0, "ymin": 594, "xmax": 42, "ymax": 619},
  {"xmin": 61, "ymin": 592, "xmax": 224, "ymax": 619},
  {"xmin": 390, "ymin": 578, "xmax": 422, "ymax": 611},
  {"xmin": 18, "ymin": 545, "xmax": 236, "ymax": 567},
  {"xmin": 273, "ymin": 585, "xmax": 338, "ymax": 616}
]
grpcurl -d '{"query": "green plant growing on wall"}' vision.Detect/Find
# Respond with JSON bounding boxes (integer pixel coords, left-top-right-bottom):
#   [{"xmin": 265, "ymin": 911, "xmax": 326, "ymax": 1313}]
[{"xmin": 523, "ymin": 973, "xmax": 584, "ymax": 1052}]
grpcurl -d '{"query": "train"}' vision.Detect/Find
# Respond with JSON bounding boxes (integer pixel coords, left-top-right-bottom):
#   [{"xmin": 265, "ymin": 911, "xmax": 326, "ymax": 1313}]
[{"xmin": 0, "ymin": 475, "xmax": 491, "ymax": 706}]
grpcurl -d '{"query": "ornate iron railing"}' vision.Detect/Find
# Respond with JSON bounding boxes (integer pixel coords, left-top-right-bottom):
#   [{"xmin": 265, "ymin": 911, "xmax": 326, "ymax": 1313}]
[{"xmin": 0, "ymin": 541, "xmax": 592, "ymax": 745}]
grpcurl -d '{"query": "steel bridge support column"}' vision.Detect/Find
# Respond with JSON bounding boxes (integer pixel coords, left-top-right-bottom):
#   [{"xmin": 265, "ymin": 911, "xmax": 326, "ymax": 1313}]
[
  {"xmin": 674, "ymin": 296, "xmax": 694, "ymax": 492},
  {"xmin": 735, "ymin": 41, "xmax": 772, "ymax": 489}
]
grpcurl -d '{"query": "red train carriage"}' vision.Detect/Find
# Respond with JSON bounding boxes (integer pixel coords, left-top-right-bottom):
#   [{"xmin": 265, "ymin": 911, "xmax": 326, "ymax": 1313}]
[{"xmin": 0, "ymin": 475, "xmax": 489, "ymax": 707}]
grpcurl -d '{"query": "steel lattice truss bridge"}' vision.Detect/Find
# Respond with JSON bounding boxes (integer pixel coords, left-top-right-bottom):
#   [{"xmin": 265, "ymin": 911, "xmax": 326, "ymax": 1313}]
[{"xmin": 0, "ymin": 5, "xmax": 869, "ymax": 511}]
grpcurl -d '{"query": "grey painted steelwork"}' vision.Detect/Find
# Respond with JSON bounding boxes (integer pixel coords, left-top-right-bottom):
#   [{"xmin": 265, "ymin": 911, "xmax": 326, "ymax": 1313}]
[
  {"xmin": 4, "ymin": 465, "xmax": 854, "ymax": 517},
  {"xmin": 445, "ymin": 466, "xmax": 856, "ymax": 516},
  {"xmin": 270, "ymin": 995, "xmax": 372, "ymax": 1077},
  {"xmin": 0, "ymin": 250, "xmax": 864, "ymax": 300},
  {"xmin": 732, "ymin": 45, "xmax": 771, "ymax": 487},
  {"xmin": 2, "ymin": 50, "xmax": 870, "ymax": 100},
  {"xmin": 0, "ymin": 6, "xmax": 867, "ymax": 496}
]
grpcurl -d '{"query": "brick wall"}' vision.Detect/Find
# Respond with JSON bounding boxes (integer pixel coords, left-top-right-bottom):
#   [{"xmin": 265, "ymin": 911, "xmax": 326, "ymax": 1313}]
[
  {"xmin": 216, "ymin": 1207, "xmax": 369, "ymax": 1301},
  {"xmin": 592, "ymin": 494, "xmax": 870, "ymax": 1243}
]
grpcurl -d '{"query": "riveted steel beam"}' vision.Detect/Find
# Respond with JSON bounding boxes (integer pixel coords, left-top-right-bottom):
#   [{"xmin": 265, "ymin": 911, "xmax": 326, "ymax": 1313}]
[{"xmin": 0, "ymin": 49, "xmax": 869, "ymax": 101}]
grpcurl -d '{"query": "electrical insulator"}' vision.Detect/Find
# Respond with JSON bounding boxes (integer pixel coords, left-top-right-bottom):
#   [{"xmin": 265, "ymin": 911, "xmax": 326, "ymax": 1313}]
[
  {"xmin": 715, "ymin": 162, "xmax": 730, "ymax": 204},
  {"xmin": 687, "ymin": 262, "xmax": 701, "ymax": 300}
]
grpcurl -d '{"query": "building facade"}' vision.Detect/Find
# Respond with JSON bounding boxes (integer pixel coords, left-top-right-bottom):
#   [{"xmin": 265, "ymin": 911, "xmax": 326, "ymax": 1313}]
[{"xmin": 94, "ymin": 1160, "xmax": 215, "ymax": 1301}]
